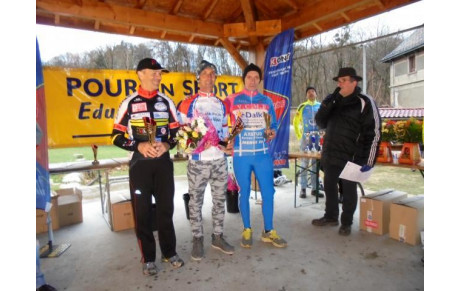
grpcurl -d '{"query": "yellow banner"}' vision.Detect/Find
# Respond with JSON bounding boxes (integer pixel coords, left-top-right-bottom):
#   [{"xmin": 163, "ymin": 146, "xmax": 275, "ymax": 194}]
[{"xmin": 43, "ymin": 67, "xmax": 243, "ymax": 148}]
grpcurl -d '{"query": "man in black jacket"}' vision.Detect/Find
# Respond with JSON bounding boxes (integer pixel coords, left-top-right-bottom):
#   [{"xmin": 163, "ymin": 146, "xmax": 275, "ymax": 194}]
[{"xmin": 312, "ymin": 67, "xmax": 381, "ymax": 236}]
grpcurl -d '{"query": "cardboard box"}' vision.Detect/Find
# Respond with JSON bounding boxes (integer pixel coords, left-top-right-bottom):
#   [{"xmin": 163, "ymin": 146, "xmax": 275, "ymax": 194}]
[
  {"xmin": 36, "ymin": 196, "xmax": 59, "ymax": 234},
  {"xmin": 111, "ymin": 193, "xmax": 135, "ymax": 232},
  {"xmin": 56, "ymin": 188, "xmax": 83, "ymax": 227},
  {"xmin": 389, "ymin": 196, "xmax": 424, "ymax": 246},
  {"xmin": 359, "ymin": 189, "xmax": 407, "ymax": 235}
]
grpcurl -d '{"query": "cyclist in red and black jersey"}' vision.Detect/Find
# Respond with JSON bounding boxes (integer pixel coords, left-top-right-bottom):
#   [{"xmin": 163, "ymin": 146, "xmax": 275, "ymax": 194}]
[{"xmin": 112, "ymin": 58, "xmax": 184, "ymax": 276}]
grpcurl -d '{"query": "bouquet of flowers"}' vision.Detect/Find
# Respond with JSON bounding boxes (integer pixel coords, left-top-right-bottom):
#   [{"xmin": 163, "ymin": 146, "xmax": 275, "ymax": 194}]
[
  {"xmin": 394, "ymin": 118, "xmax": 423, "ymax": 144},
  {"xmin": 381, "ymin": 119, "xmax": 397, "ymax": 142},
  {"xmin": 176, "ymin": 114, "xmax": 220, "ymax": 154}
]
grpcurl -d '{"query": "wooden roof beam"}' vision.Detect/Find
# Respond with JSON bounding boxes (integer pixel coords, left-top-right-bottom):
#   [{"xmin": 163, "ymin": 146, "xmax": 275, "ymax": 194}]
[
  {"xmin": 282, "ymin": 0, "xmax": 374, "ymax": 30},
  {"xmin": 170, "ymin": 0, "xmax": 183, "ymax": 15},
  {"xmin": 219, "ymin": 37, "xmax": 248, "ymax": 70},
  {"xmin": 36, "ymin": 14, "xmax": 239, "ymax": 49},
  {"xmin": 313, "ymin": 23, "xmax": 323, "ymax": 32},
  {"xmin": 254, "ymin": 0, "xmax": 278, "ymax": 19},
  {"xmin": 296, "ymin": 3, "xmax": 382, "ymax": 40},
  {"xmin": 224, "ymin": 19, "xmax": 281, "ymax": 38},
  {"xmin": 129, "ymin": 26, "xmax": 136, "ymax": 34},
  {"xmin": 281, "ymin": 0, "xmax": 299, "ymax": 10},
  {"xmin": 229, "ymin": 5, "xmax": 242, "ymax": 22},
  {"xmin": 240, "ymin": 0, "xmax": 256, "ymax": 30},
  {"xmin": 340, "ymin": 12, "xmax": 351, "ymax": 21},
  {"xmin": 37, "ymin": 0, "xmax": 223, "ymax": 38},
  {"xmin": 374, "ymin": 0, "xmax": 385, "ymax": 10},
  {"xmin": 203, "ymin": 0, "xmax": 219, "ymax": 20},
  {"xmin": 135, "ymin": 0, "xmax": 147, "ymax": 9}
]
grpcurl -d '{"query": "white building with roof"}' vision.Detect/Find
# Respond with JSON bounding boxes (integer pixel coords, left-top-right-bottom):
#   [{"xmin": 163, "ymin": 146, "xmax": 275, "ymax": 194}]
[{"xmin": 381, "ymin": 27, "xmax": 424, "ymax": 108}]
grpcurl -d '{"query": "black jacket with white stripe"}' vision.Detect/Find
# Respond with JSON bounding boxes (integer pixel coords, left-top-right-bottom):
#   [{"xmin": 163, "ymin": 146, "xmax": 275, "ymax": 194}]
[{"xmin": 315, "ymin": 86, "xmax": 381, "ymax": 169}]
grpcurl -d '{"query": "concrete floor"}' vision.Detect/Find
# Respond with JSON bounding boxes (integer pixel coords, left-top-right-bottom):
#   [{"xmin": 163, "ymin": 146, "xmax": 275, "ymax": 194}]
[{"xmin": 37, "ymin": 176, "xmax": 424, "ymax": 291}]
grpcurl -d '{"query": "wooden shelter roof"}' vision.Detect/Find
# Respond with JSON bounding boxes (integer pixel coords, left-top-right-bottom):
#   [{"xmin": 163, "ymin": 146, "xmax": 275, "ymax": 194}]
[{"xmin": 36, "ymin": 0, "xmax": 418, "ymax": 67}]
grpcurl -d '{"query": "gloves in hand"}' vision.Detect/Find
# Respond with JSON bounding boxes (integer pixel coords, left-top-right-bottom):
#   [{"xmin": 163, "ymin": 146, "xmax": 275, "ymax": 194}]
[{"xmin": 360, "ymin": 165, "xmax": 373, "ymax": 172}]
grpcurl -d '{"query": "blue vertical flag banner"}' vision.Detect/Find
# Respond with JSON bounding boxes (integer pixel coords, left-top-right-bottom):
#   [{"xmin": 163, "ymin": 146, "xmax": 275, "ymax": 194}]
[
  {"xmin": 36, "ymin": 39, "xmax": 51, "ymax": 210},
  {"xmin": 263, "ymin": 28, "xmax": 294, "ymax": 169}
]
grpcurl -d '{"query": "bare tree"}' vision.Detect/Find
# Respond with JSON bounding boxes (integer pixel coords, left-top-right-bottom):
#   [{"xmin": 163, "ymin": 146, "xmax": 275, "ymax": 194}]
[
  {"xmin": 291, "ymin": 24, "xmax": 404, "ymax": 108},
  {"xmin": 44, "ymin": 25, "xmax": 405, "ymax": 108}
]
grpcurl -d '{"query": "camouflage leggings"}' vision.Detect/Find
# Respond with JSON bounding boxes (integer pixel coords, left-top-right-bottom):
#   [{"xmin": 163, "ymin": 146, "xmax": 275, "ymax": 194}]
[{"xmin": 187, "ymin": 158, "xmax": 228, "ymax": 238}]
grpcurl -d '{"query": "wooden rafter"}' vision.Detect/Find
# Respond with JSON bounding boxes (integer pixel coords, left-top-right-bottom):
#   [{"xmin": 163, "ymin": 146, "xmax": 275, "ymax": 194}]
[
  {"xmin": 135, "ymin": 0, "xmax": 147, "ymax": 9},
  {"xmin": 224, "ymin": 19, "xmax": 281, "ymax": 38},
  {"xmin": 340, "ymin": 12, "xmax": 351, "ymax": 21},
  {"xmin": 281, "ymin": 0, "xmax": 299, "ymax": 10},
  {"xmin": 282, "ymin": 0, "xmax": 374, "ymax": 30},
  {"xmin": 229, "ymin": 5, "xmax": 243, "ymax": 22},
  {"xmin": 36, "ymin": 0, "xmax": 418, "ymax": 52},
  {"xmin": 203, "ymin": 0, "xmax": 219, "ymax": 20},
  {"xmin": 129, "ymin": 26, "xmax": 136, "ymax": 34},
  {"xmin": 170, "ymin": 0, "xmax": 183, "ymax": 15},
  {"xmin": 218, "ymin": 37, "xmax": 248, "ymax": 69},
  {"xmin": 240, "ymin": 0, "xmax": 256, "ymax": 30},
  {"xmin": 254, "ymin": 0, "xmax": 278, "ymax": 20},
  {"xmin": 37, "ymin": 0, "xmax": 223, "ymax": 38},
  {"xmin": 313, "ymin": 23, "xmax": 322, "ymax": 32},
  {"xmin": 374, "ymin": 0, "xmax": 385, "ymax": 10}
]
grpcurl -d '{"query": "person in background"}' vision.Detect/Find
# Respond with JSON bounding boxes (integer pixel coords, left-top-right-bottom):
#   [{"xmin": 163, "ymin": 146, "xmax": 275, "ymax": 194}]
[
  {"xmin": 227, "ymin": 63, "xmax": 287, "ymax": 249},
  {"xmin": 177, "ymin": 60, "xmax": 235, "ymax": 261},
  {"xmin": 312, "ymin": 67, "xmax": 381, "ymax": 236},
  {"xmin": 293, "ymin": 86, "xmax": 324, "ymax": 199},
  {"xmin": 112, "ymin": 58, "xmax": 184, "ymax": 275},
  {"xmin": 36, "ymin": 123, "xmax": 56, "ymax": 291}
]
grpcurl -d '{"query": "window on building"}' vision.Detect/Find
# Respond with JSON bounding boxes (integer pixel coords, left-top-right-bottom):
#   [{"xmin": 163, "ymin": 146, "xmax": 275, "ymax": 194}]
[
  {"xmin": 409, "ymin": 55, "xmax": 416, "ymax": 73},
  {"xmin": 395, "ymin": 60, "xmax": 408, "ymax": 76},
  {"xmin": 416, "ymin": 53, "xmax": 424, "ymax": 70}
]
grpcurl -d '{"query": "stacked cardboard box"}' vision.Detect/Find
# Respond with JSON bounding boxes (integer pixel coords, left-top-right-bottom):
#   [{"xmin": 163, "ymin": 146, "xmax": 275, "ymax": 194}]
[
  {"xmin": 359, "ymin": 189, "xmax": 407, "ymax": 235},
  {"xmin": 55, "ymin": 188, "xmax": 83, "ymax": 227},
  {"xmin": 110, "ymin": 193, "xmax": 135, "ymax": 232},
  {"xmin": 389, "ymin": 195, "xmax": 424, "ymax": 245}
]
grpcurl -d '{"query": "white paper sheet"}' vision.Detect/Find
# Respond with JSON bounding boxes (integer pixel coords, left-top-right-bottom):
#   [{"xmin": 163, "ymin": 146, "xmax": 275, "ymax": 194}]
[{"xmin": 339, "ymin": 161, "xmax": 373, "ymax": 183}]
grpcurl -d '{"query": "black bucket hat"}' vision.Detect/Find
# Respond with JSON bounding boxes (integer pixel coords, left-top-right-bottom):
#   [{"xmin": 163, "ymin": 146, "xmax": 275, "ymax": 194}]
[{"xmin": 332, "ymin": 67, "xmax": 362, "ymax": 81}]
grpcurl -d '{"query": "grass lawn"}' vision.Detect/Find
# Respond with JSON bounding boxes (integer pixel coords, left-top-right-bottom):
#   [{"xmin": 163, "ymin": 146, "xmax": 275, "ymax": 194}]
[
  {"xmin": 278, "ymin": 161, "xmax": 423, "ymax": 195},
  {"xmin": 49, "ymin": 147, "xmax": 423, "ymax": 195}
]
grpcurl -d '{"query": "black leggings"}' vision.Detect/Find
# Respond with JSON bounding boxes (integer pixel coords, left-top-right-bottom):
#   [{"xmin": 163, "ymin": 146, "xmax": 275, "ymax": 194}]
[{"xmin": 129, "ymin": 153, "xmax": 177, "ymax": 263}]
